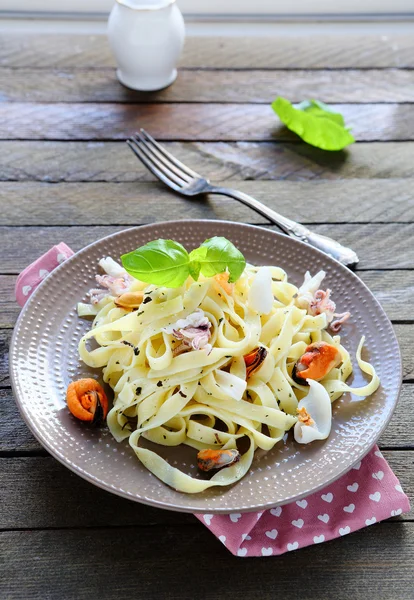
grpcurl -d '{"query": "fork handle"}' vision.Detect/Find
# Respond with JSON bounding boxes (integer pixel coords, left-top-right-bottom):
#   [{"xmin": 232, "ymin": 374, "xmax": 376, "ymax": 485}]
[{"xmin": 210, "ymin": 186, "xmax": 359, "ymax": 268}]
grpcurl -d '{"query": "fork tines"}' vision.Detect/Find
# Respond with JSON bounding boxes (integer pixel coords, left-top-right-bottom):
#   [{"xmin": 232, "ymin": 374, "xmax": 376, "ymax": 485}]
[{"xmin": 127, "ymin": 129, "xmax": 201, "ymax": 191}]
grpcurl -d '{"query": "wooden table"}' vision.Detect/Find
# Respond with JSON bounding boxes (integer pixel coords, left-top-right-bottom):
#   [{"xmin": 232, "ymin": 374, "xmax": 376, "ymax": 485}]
[{"xmin": 1, "ymin": 31, "xmax": 414, "ymax": 599}]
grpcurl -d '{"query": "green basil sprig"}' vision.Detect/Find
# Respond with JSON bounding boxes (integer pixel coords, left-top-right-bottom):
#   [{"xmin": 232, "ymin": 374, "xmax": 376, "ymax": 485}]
[
  {"xmin": 121, "ymin": 236, "xmax": 246, "ymax": 288},
  {"xmin": 271, "ymin": 97, "xmax": 355, "ymax": 151}
]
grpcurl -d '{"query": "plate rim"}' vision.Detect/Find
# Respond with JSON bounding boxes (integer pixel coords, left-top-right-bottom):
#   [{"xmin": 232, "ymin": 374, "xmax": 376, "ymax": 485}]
[{"xmin": 9, "ymin": 220, "xmax": 402, "ymax": 513}]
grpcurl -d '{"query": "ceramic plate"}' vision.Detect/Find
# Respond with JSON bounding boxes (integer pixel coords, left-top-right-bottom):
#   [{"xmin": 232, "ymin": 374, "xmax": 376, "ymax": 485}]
[{"xmin": 10, "ymin": 221, "xmax": 401, "ymax": 513}]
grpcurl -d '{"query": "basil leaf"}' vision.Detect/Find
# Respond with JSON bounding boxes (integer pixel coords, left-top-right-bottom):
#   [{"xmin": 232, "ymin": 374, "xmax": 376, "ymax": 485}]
[
  {"xmin": 271, "ymin": 97, "xmax": 355, "ymax": 151},
  {"xmin": 121, "ymin": 239, "xmax": 190, "ymax": 288},
  {"xmin": 188, "ymin": 259, "xmax": 202, "ymax": 282},
  {"xmin": 189, "ymin": 237, "xmax": 246, "ymax": 283}
]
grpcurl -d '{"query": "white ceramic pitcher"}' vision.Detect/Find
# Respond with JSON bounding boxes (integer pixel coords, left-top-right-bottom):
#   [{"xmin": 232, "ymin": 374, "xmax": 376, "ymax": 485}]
[{"xmin": 108, "ymin": 0, "xmax": 185, "ymax": 91}]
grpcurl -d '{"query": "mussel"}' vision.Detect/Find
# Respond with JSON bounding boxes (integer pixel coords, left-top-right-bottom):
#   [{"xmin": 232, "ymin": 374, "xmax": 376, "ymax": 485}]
[
  {"xmin": 66, "ymin": 378, "xmax": 109, "ymax": 426},
  {"xmin": 197, "ymin": 448, "xmax": 240, "ymax": 472},
  {"xmin": 244, "ymin": 346, "xmax": 268, "ymax": 379},
  {"xmin": 292, "ymin": 341, "xmax": 342, "ymax": 384},
  {"xmin": 114, "ymin": 291, "xmax": 144, "ymax": 309}
]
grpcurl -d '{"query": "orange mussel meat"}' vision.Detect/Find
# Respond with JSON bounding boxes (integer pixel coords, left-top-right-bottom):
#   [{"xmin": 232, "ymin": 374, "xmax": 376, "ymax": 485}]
[
  {"xmin": 244, "ymin": 346, "xmax": 268, "ymax": 378},
  {"xmin": 292, "ymin": 341, "xmax": 342, "ymax": 384},
  {"xmin": 114, "ymin": 291, "xmax": 144, "ymax": 309},
  {"xmin": 197, "ymin": 448, "xmax": 240, "ymax": 472},
  {"xmin": 66, "ymin": 378, "xmax": 109, "ymax": 426}
]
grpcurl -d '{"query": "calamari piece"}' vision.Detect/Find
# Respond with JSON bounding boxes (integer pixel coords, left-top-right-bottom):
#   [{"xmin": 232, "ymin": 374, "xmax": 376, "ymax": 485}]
[
  {"xmin": 330, "ymin": 311, "xmax": 351, "ymax": 333},
  {"xmin": 309, "ymin": 288, "xmax": 336, "ymax": 321},
  {"xmin": 295, "ymin": 270, "xmax": 326, "ymax": 309},
  {"xmin": 294, "ymin": 379, "xmax": 332, "ymax": 444},
  {"xmin": 98, "ymin": 257, "xmax": 127, "ymax": 278},
  {"xmin": 163, "ymin": 309, "xmax": 212, "ymax": 353},
  {"xmin": 248, "ymin": 266, "xmax": 273, "ymax": 314},
  {"xmin": 295, "ymin": 271, "xmax": 351, "ymax": 332},
  {"xmin": 95, "ymin": 273, "xmax": 134, "ymax": 297},
  {"xmin": 86, "ymin": 258, "xmax": 134, "ymax": 305}
]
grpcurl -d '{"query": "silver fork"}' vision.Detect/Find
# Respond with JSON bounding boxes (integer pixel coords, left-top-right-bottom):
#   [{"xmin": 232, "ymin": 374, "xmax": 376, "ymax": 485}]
[{"xmin": 127, "ymin": 129, "xmax": 359, "ymax": 268}]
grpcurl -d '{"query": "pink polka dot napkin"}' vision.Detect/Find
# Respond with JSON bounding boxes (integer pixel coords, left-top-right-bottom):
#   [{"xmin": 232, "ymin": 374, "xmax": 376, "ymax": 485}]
[
  {"xmin": 195, "ymin": 446, "xmax": 410, "ymax": 557},
  {"xmin": 15, "ymin": 242, "xmax": 73, "ymax": 306},
  {"xmin": 15, "ymin": 244, "xmax": 410, "ymax": 557}
]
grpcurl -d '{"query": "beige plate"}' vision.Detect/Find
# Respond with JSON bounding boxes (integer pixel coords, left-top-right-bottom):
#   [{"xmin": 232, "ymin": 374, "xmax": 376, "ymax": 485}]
[{"xmin": 10, "ymin": 221, "xmax": 401, "ymax": 513}]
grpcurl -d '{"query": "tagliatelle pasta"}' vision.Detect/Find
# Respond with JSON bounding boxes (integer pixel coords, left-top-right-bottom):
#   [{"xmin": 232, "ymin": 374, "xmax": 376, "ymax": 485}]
[{"xmin": 77, "ymin": 261, "xmax": 379, "ymax": 494}]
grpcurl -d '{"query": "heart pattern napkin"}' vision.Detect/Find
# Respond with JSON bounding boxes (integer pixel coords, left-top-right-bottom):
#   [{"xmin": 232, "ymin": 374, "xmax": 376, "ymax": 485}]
[
  {"xmin": 15, "ymin": 244, "xmax": 410, "ymax": 557},
  {"xmin": 195, "ymin": 446, "xmax": 409, "ymax": 557}
]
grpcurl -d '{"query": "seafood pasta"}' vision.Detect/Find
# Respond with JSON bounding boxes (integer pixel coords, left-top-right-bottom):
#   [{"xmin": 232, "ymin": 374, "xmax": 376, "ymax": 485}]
[{"xmin": 74, "ymin": 245, "xmax": 379, "ymax": 494}]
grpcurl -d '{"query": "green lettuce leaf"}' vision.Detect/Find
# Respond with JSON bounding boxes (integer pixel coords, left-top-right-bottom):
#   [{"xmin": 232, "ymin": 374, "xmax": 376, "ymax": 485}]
[{"xmin": 271, "ymin": 97, "xmax": 355, "ymax": 151}]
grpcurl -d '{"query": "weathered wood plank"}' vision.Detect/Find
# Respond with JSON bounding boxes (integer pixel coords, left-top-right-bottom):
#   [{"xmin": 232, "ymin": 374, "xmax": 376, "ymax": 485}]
[
  {"xmin": 394, "ymin": 325, "xmax": 414, "ymax": 380},
  {"xmin": 2, "ymin": 68, "xmax": 414, "ymax": 103},
  {"xmin": 0, "ymin": 450, "xmax": 411, "ymax": 531},
  {"xmin": 0, "ymin": 330, "xmax": 9, "ymax": 387},
  {"xmin": 2, "ymin": 179, "xmax": 413, "ymax": 227},
  {"xmin": 0, "ymin": 455, "xmax": 194, "ymax": 529},
  {"xmin": 1, "ymin": 103, "xmax": 413, "ymax": 141},
  {"xmin": 1, "ymin": 141, "xmax": 413, "ymax": 183},
  {"xmin": 0, "ymin": 389, "xmax": 40, "ymax": 452},
  {"xmin": 309, "ymin": 223, "xmax": 414, "ymax": 270},
  {"xmin": 1, "ymin": 523, "xmax": 413, "ymax": 600},
  {"xmin": 358, "ymin": 271, "xmax": 414, "ymax": 322},
  {"xmin": 0, "ymin": 276, "xmax": 16, "ymax": 328},
  {"xmin": 1, "ymin": 323, "xmax": 413, "ymax": 388},
  {"xmin": 2, "ymin": 271, "xmax": 412, "ymax": 329},
  {"xmin": 2, "ymin": 34, "xmax": 414, "ymax": 69},
  {"xmin": 1, "ymin": 383, "xmax": 412, "ymax": 455},
  {"xmin": 1, "ymin": 224, "xmax": 414, "ymax": 273}
]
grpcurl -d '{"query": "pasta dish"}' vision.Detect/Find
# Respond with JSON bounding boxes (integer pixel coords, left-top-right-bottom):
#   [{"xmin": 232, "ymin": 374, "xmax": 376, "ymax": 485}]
[{"xmin": 71, "ymin": 238, "xmax": 379, "ymax": 494}]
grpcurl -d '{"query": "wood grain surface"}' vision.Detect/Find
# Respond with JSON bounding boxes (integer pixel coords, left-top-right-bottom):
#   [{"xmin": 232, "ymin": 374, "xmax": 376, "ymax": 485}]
[
  {"xmin": 1, "ymin": 524, "xmax": 413, "ymax": 600},
  {"xmin": 0, "ymin": 450, "xmax": 412, "ymax": 531},
  {"xmin": 2, "ymin": 68, "xmax": 414, "ymax": 103},
  {"xmin": 2, "ymin": 141, "xmax": 413, "ymax": 182},
  {"xmin": 1, "ymin": 31, "xmax": 413, "ymax": 600},
  {"xmin": 1, "ymin": 102, "xmax": 413, "ymax": 141},
  {"xmin": 2, "ymin": 179, "xmax": 413, "ymax": 225},
  {"xmin": 2, "ymin": 34, "xmax": 414, "ymax": 68}
]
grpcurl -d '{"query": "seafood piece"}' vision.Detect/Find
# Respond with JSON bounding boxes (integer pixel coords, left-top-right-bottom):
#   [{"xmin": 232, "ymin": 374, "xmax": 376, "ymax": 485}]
[
  {"xmin": 294, "ymin": 380, "xmax": 332, "ymax": 444},
  {"xmin": 309, "ymin": 288, "xmax": 336, "ymax": 321},
  {"xmin": 295, "ymin": 271, "xmax": 351, "ymax": 332},
  {"xmin": 163, "ymin": 309, "xmax": 212, "ymax": 354},
  {"xmin": 297, "ymin": 406, "xmax": 314, "ymax": 427},
  {"xmin": 330, "ymin": 311, "xmax": 351, "ymax": 333},
  {"xmin": 248, "ymin": 266, "xmax": 273, "ymax": 314},
  {"xmin": 244, "ymin": 346, "xmax": 268, "ymax": 378},
  {"xmin": 98, "ymin": 257, "xmax": 126, "ymax": 278},
  {"xmin": 292, "ymin": 341, "xmax": 342, "ymax": 384},
  {"xmin": 197, "ymin": 448, "xmax": 240, "ymax": 472},
  {"xmin": 214, "ymin": 272, "xmax": 233, "ymax": 295},
  {"xmin": 295, "ymin": 270, "xmax": 326, "ymax": 309},
  {"xmin": 66, "ymin": 378, "xmax": 109, "ymax": 426},
  {"xmin": 114, "ymin": 291, "xmax": 144, "ymax": 309}
]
